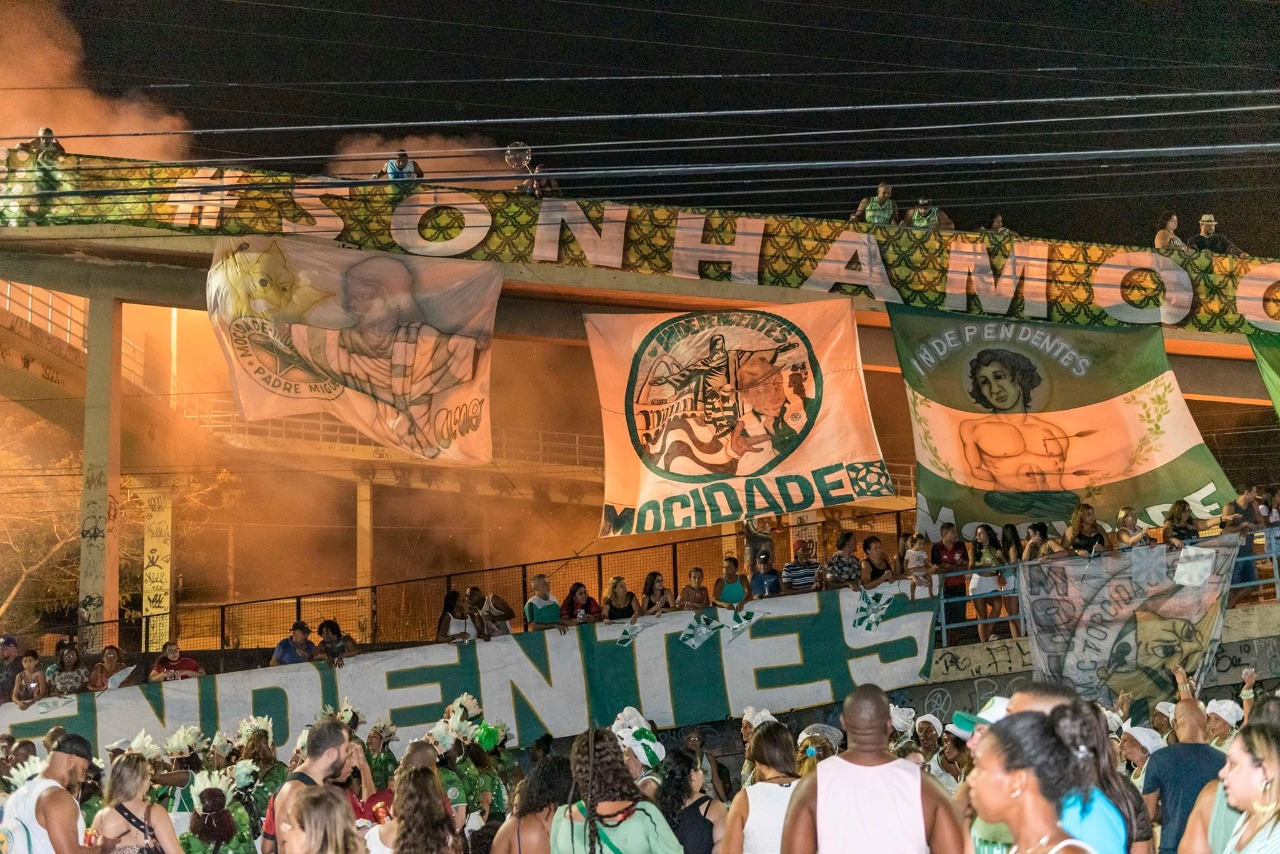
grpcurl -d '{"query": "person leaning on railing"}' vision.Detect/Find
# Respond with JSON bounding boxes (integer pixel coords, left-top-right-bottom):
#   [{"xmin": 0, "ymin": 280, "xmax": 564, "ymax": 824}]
[
  {"xmin": 1063, "ymin": 503, "xmax": 1111, "ymax": 557},
  {"xmin": 1164, "ymin": 500, "xmax": 1218, "ymax": 550},
  {"xmin": 523, "ymin": 574, "xmax": 567, "ymax": 634}
]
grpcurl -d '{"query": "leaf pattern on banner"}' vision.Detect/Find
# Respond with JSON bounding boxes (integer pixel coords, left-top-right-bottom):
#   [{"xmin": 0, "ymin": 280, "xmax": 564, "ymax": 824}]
[{"xmin": 853, "ymin": 591, "xmax": 893, "ymax": 631}]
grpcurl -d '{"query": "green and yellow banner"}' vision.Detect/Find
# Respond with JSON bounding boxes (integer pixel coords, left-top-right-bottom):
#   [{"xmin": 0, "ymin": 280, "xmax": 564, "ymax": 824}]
[{"xmin": 3, "ymin": 151, "xmax": 1279, "ymax": 335}]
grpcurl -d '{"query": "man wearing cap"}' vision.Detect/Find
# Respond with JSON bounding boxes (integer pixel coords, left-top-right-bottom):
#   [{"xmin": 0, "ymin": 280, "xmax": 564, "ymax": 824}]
[
  {"xmin": 1187, "ymin": 214, "xmax": 1246, "ymax": 257},
  {"xmin": 0, "ymin": 635, "xmax": 22, "ymax": 706},
  {"xmin": 269, "ymin": 622, "xmax": 318, "ymax": 667},
  {"xmin": 903, "ymin": 199, "xmax": 955, "ymax": 230},
  {"xmin": 953, "ymin": 698, "xmax": 1015, "ymax": 854},
  {"xmin": 782, "ymin": 540, "xmax": 821, "ymax": 593},
  {"xmin": 1, "ymin": 733, "xmax": 96, "ymax": 854},
  {"xmin": 781, "ymin": 684, "xmax": 963, "ymax": 854}
]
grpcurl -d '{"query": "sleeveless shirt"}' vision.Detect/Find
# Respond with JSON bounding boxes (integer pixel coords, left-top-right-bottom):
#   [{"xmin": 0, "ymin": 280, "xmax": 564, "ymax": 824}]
[
  {"xmin": 816, "ymin": 757, "xmax": 927, "ymax": 854},
  {"xmin": 2, "ymin": 777, "xmax": 85, "ymax": 854}
]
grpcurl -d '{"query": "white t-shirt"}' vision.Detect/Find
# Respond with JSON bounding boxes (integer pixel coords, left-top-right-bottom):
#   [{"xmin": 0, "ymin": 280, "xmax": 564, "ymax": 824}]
[{"xmin": 905, "ymin": 548, "xmax": 929, "ymax": 573}]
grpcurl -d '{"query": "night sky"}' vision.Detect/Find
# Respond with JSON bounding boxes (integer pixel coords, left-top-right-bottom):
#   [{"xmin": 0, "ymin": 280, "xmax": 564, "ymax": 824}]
[{"xmin": 57, "ymin": 0, "xmax": 1280, "ymax": 254}]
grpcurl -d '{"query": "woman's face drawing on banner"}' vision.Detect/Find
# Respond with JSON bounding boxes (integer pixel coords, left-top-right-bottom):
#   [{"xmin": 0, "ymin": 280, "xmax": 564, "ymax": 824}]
[{"xmin": 974, "ymin": 360, "xmax": 1022, "ymax": 412}]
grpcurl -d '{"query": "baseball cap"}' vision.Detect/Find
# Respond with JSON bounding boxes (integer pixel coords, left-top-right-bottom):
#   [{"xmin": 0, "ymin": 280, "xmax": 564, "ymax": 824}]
[
  {"xmin": 946, "ymin": 715, "xmax": 976, "ymax": 740},
  {"xmin": 976, "ymin": 696, "xmax": 1011, "ymax": 726},
  {"xmin": 291, "ymin": 621, "xmax": 311, "ymax": 634},
  {"xmin": 793, "ymin": 539, "xmax": 806, "ymax": 551},
  {"xmin": 53, "ymin": 733, "xmax": 95, "ymax": 763},
  {"xmin": 0, "ymin": 635, "xmax": 16, "ymax": 647}
]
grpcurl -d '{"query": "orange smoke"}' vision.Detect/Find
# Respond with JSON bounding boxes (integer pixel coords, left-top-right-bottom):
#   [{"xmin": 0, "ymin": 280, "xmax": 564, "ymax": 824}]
[
  {"xmin": 328, "ymin": 133, "xmax": 517, "ymax": 189},
  {"xmin": 0, "ymin": 0, "xmax": 190, "ymax": 160}
]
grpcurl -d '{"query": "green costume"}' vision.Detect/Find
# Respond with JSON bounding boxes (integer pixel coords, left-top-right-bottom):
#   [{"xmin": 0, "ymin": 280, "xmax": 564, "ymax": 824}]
[
  {"xmin": 253, "ymin": 761, "xmax": 288, "ymax": 817},
  {"xmin": 366, "ymin": 748, "xmax": 399, "ymax": 792},
  {"xmin": 863, "ymin": 196, "xmax": 895, "ymax": 225},
  {"xmin": 479, "ymin": 769, "xmax": 506, "ymax": 815},
  {"xmin": 455, "ymin": 756, "xmax": 485, "ymax": 813},
  {"xmin": 438, "ymin": 767, "xmax": 468, "ymax": 813},
  {"xmin": 180, "ymin": 800, "xmax": 256, "ymax": 854},
  {"xmin": 80, "ymin": 794, "xmax": 104, "ymax": 828}
]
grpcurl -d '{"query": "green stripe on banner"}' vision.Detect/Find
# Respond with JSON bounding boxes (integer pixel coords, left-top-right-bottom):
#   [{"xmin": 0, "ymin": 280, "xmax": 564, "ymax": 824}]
[
  {"xmin": 198, "ymin": 675, "xmax": 220, "ymax": 738},
  {"xmin": 580, "ymin": 632, "xmax": 643, "ymax": 729},
  {"xmin": 1249, "ymin": 332, "xmax": 1280, "ymax": 418},
  {"xmin": 914, "ymin": 444, "xmax": 1234, "ymax": 537},
  {"xmin": 887, "ymin": 303, "xmax": 1169, "ymax": 408}
]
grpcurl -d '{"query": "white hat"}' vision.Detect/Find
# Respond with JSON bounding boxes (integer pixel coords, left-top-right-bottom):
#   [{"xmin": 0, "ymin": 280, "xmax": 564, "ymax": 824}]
[
  {"xmin": 617, "ymin": 726, "xmax": 665, "ymax": 769},
  {"xmin": 1121, "ymin": 723, "xmax": 1166, "ymax": 756},
  {"xmin": 1155, "ymin": 702, "xmax": 1176, "ymax": 721},
  {"xmin": 1206, "ymin": 699, "xmax": 1244, "ymax": 727},
  {"xmin": 798, "ymin": 723, "xmax": 844, "ymax": 754},
  {"xmin": 1200, "ymin": 214, "xmax": 1217, "ymax": 225},
  {"xmin": 742, "ymin": 707, "xmax": 777, "ymax": 728},
  {"xmin": 976, "ymin": 697, "xmax": 1011, "ymax": 726},
  {"xmin": 916, "ymin": 714, "xmax": 943, "ymax": 738},
  {"xmin": 890, "ymin": 705, "xmax": 916, "ymax": 734}
]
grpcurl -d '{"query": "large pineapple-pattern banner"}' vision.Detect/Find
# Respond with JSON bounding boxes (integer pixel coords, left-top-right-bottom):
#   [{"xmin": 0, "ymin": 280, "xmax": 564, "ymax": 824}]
[{"xmin": 4, "ymin": 150, "xmax": 1280, "ymax": 335}]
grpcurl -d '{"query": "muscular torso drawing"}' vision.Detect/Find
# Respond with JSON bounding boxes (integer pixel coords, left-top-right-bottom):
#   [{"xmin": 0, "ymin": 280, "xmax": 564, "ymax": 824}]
[{"xmin": 960, "ymin": 413, "xmax": 1070, "ymax": 491}]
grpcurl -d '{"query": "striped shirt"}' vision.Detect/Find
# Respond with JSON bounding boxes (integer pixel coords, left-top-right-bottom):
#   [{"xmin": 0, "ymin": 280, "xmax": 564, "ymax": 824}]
[{"xmin": 782, "ymin": 560, "xmax": 821, "ymax": 591}]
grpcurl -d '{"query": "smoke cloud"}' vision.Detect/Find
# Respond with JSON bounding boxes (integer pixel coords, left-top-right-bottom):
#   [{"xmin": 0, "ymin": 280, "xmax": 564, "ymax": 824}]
[
  {"xmin": 328, "ymin": 133, "xmax": 515, "ymax": 189},
  {"xmin": 0, "ymin": 0, "xmax": 190, "ymax": 160}
]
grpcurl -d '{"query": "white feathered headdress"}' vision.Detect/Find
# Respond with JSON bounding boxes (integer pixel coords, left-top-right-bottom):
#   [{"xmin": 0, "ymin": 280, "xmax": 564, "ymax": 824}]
[
  {"xmin": 5, "ymin": 756, "xmax": 46, "ymax": 789},
  {"xmin": 237, "ymin": 716, "xmax": 273, "ymax": 746},
  {"xmin": 208, "ymin": 731, "xmax": 236, "ymax": 757},
  {"xmin": 294, "ymin": 728, "xmax": 309, "ymax": 755},
  {"xmin": 368, "ymin": 716, "xmax": 398, "ymax": 745},
  {"xmin": 445, "ymin": 692, "xmax": 482, "ymax": 721},
  {"xmin": 190, "ymin": 770, "xmax": 235, "ymax": 813},
  {"xmin": 318, "ymin": 697, "xmax": 360, "ymax": 726},
  {"xmin": 165, "ymin": 725, "xmax": 207, "ymax": 756},
  {"xmin": 130, "ymin": 731, "xmax": 163, "ymax": 761}
]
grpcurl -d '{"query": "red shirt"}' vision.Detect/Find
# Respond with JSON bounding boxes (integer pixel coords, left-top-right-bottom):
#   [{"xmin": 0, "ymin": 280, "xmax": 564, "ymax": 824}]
[
  {"xmin": 561, "ymin": 596, "xmax": 602, "ymax": 622},
  {"xmin": 931, "ymin": 541, "xmax": 969, "ymax": 589},
  {"xmin": 263, "ymin": 787, "xmax": 366, "ymax": 840},
  {"xmin": 152, "ymin": 657, "xmax": 202, "ymax": 678}
]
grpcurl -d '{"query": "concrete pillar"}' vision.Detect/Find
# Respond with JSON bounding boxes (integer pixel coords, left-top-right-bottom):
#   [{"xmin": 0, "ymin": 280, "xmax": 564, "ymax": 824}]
[
  {"xmin": 355, "ymin": 479, "xmax": 373, "ymax": 639},
  {"xmin": 139, "ymin": 485, "xmax": 174, "ymax": 652},
  {"xmin": 78, "ymin": 296, "xmax": 122, "ymax": 651}
]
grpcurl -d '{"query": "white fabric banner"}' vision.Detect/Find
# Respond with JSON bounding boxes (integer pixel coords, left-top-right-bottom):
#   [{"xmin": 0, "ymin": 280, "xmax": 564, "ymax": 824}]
[
  {"xmin": 584, "ymin": 301, "xmax": 893, "ymax": 536},
  {"xmin": 207, "ymin": 237, "xmax": 501, "ymax": 461}
]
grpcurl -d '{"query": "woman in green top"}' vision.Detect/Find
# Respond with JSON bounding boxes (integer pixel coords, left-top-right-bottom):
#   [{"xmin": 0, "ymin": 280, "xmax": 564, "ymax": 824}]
[
  {"xmin": 242, "ymin": 730, "xmax": 288, "ymax": 818},
  {"xmin": 364, "ymin": 724, "xmax": 398, "ymax": 792},
  {"xmin": 549, "ymin": 729, "xmax": 682, "ymax": 854},
  {"xmin": 524, "ymin": 573, "xmax": 567, "ymax": 633},
  {"xmin": 968, "ymin": 524, "xmax": 1004, "ymax": 644},
  {"xmin": 712, "ymin": 557, "xmax": 752, "ymax": 612}
]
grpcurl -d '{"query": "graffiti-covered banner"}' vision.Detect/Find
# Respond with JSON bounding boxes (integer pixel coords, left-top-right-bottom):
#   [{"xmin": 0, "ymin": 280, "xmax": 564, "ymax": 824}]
[
  {"xmin": 4, "ymin": 152, "xmax": 1280, "ymax": 335},
  {"xmin": 207, "ymin": 237, "xmax": 500, "ymax": 461},
  {"xmin": 887, "ymin": 304, "xmax": 1234, "ymax": 537},
  {"xmin": 585, "ymin": 302, "xmax": 893, "ymax": 536},
  {"xmin": 0, "ymin": 588, "xmax": 934, "ymax": 752},
  {"xmin": 1020, "ymin": 534, "xmax": 1239, "ymax": 702}
]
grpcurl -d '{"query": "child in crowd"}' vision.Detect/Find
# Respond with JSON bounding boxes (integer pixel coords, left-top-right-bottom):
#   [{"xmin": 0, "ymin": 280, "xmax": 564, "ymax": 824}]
[{"xmin": 904, "ymin": 533, "xmax": 934, "ymax": 599}]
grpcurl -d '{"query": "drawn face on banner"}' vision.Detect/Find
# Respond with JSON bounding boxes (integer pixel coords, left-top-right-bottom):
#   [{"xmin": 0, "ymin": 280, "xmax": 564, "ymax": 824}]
[{"xmin": 626, "ymin": 310, "xmax": 822, "ymax": 482}]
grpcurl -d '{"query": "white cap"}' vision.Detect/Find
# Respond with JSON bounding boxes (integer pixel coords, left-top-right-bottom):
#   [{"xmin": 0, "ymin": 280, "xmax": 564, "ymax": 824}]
[
  {"xmin": 976, "ymin": 697, "xmax": 1010, "ymax": 726},
  {"xmin": 1121, "ymin": 722, "xmax": 1166, "ymax": 756},
  {"xmin": 742, "ymin": 707, "xmax": 777, "ymax": 728},
  {"xmin": 1155, "ymin": 702, "xmax": 1176, "ymax": 721},
  {"xmin": 1206, "ymin": 699, "xmax": 1244, "ymax": 727},
  {"xmin": 916, "ymin": 714, "xmax": 943, "ymax": 738}
]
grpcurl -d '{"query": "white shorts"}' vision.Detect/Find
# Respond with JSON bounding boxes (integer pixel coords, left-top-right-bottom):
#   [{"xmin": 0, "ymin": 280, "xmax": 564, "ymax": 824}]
[{"xmin": 968, "ymin": 573, "xmax": 1001, "ymax": 596}]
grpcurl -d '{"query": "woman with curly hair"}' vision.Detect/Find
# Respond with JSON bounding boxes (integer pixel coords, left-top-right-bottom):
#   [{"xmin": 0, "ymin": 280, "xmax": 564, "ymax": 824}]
[
  {"xmin": 242, "ymin": 730, "xmax": 288, "ymax": 819},
  {"xmin": 491, "ymin": 755, "xmax": 573, "ymax": 854},
  {"xmin": 549, "ymin": 728, "xmax": 681, "ymax": 854},
  {"xmin": 655, "ymin": 746, "xmax": 727, "ymax": 854},
  {"xmin": 364, "ymin": 766, "xmax": 460, "ymax": 854}
]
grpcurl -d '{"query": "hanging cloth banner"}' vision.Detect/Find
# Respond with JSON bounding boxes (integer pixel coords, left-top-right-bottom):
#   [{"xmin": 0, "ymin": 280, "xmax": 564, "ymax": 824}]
[
  {"xmin": 207, "ymin": 237, "xmax": 501, "ymax": 462},
  {"xmin": 585, "ymin": 301, "xmax": 893, "ymax": 536},
  {"xmin": 1020, "ymin": 534, "xmax": 1239, "ymax": 702},
  {"xmin": 886, "ymin": 304, "xmax": 1234, "ymax": 537},
  {"xmin": 1248, "ymin": 332, "xmax": 1280, "ymax": 421}
]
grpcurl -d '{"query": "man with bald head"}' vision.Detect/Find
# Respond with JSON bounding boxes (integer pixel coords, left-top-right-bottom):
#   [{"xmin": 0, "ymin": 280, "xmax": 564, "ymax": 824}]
[{"xmin": 781, "ymin": 685, "xmax": 963, "ymax": 853}]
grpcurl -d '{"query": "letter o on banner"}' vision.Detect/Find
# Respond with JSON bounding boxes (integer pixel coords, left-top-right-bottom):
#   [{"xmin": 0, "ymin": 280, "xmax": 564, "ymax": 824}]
[
  {"xmin": 1092, "ymin": 251, "xmax": 1193, "ymax": 325},
  {"xmin": 1236, "ymin": 261, "xmax": 1280, "ymax": 333},
  {"xmin": 390, "ymin": 190, "xmax": 492, "ymax": 256}
]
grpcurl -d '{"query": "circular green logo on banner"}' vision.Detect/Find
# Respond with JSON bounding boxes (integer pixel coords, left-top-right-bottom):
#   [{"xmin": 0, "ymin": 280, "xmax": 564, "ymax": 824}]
[{"xmin": 624, "ymin": 310, "xmax": 823, "ymax": 483}]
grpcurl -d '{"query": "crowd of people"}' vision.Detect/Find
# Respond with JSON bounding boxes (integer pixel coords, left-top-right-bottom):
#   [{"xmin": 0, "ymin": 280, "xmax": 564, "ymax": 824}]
[{"xmin": 2, "ymin": 667, "xmax": 1277, "ymax": 854}]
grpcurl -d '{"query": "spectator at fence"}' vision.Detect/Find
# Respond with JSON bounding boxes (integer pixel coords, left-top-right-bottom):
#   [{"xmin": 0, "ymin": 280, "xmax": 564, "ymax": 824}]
[
  {"xmin": 903, "ymin": 198, "xmax": 955, "ymax": 230},
  {"xmin": 860, "ymin": 535, "xmax": 902, "ymax": 591},
  {"xmin": 150, "ymin": 641, "xmax": 206, "ymax": 682},
  {"xmin": 1154, "ymin": 210, "xmax": 1190, "ymax": 251},
  {"xmin": 1165, "ymin": 499, "xmax": 1216, "ymax": 549},
  {"xmin": 1064, "ymin": 503, "xmax": 1110, "ymax": 557},
  {"xmin": 602, "ymin": 576, "xmax": 641, "ymax": 624},
  {"xmin": 901, "ymin": 533, "xmax": 933, "ymax": 600},
  {"xmin": 825, "ymin": 532, "xmax": 862, "ymax": 591},
  {"xmin": 713, "ymin": 557, "xmax": 752, "ymax": 612},
  {"xmin": 677, "ymin": 566, "xmax": 712, "ymax": 611},
  {"xmin": 853, "ymin": 182, "xmax": 897, "ymax": 225},
  {"xmin": 88, "ymin": 644, "xmax": 129, "ymax": 691},
  {"xmin": 1188, "ymin": 214, "xmax": 1247, "ymax": 257},
  {"xmin": 984, "ymin": 211, "xmax": 1019, "ymax": 239},
  {"xmin": 969, "ymin": 524, "xmax": 1004, "ymax": 643},
  {"xmin": 17, "ymin": 127, "xmax": 66, "ymax": 162},
  {"xmin": 999, "ymin": 523, "xmax": 1023, "ymax": 639},
  {"xmin": 437, "ymin": 590, "xmax": 487, "ymax": 643},
  {"xmin": 560, "ymin": 582, "xmax": 603, "ymax": 625},
  {"xmin": 782, "ymin": 539, "xmax": 821, "ymax": 593},
  {"xmin": 0, "ymin": 635, "xmax": 22, "ymax": 705},
  {"xmin": 523, "ymin": 574, "xmax": 566, "ymax": 633},
  {"xmin": 467, "ymin": 587, "xmax": 516, "ymax": 637},
  {"xmin": 316, "ymin": 620, "xmax": 359, "ymax": 668},
  {"xmin": 270, "ymin": 622, "xmax": 318, "ymax": 667},
  {"xmin": 639, "ymin": 572, "xmax": 678, "ymax": 615},
  {"xmin": 751, "ymin": 552, "xmax": 783, "ymax": 599},
  {"xmin": 1223, "ymin": 484, "xmax": 1261, "ymax": 535},
  {"xmin": 50, "ymin": 644, "xmax": 89, "ymax": 697},
  {"xmin": 12, "ymin": 649, "xmax": 47, "ymax": 709},
  {"xmin": 1115, "ymin": 506, "xmax": 1152, "ymax": 548},
  {"xmin": 374, "ymin": 150, "xmax": 423, "ymax": 181},
  {"xmin": 932, "ymin": 522, "xmax": 971, "ymax": 645}
]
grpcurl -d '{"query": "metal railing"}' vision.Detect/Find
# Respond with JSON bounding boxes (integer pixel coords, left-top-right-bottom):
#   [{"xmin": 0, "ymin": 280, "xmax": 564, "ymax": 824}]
[{"xmin": 0, "ymin": 279, "xmax": 151, "ymax": 390}]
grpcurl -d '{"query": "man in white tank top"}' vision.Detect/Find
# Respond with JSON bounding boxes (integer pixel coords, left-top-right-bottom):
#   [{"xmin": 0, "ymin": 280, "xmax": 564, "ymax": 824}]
[
  {"xmin": 780, "ymin": 685, "xmax": 964, "ymax": 854},
  {"xmin": 0, "ymin": 733, "xmax": 96, "ymax": 854}
]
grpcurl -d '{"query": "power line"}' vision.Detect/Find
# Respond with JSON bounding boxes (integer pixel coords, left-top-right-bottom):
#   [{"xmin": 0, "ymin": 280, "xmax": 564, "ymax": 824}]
[{"xmin": 4, "ymin": 86, "xmax": 1278, "ymax": 144}]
